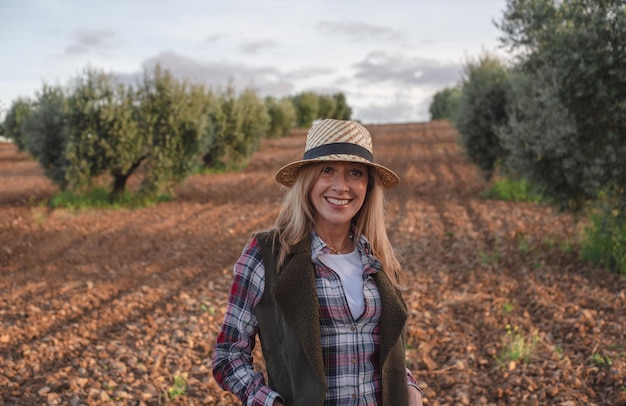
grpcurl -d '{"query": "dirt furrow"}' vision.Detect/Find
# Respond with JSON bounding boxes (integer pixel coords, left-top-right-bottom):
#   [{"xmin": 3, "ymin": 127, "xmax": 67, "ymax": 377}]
[{"xmin": 1, "ymin": 122, "xmax": 625, "ymax": 405}]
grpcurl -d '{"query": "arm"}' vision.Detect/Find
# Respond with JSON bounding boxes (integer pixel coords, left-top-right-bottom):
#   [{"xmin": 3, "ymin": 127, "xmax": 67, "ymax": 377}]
[
  {"xmin": 406, "ymin": 368, "xmax": 423, "ymax": 406},
  {"xmin": 408, "ymin": 384, "xmax": 423, "ymax": 406},
  {"xmin": 212, "ymin": 237, "xmax": 283, "ymax": 406},
  {"xmin": 398, "ymin": 291, "xmax": 424, "ymax": 406}
]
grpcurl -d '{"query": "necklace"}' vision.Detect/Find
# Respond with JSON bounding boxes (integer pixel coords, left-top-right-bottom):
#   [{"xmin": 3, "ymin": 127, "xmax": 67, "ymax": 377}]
[{"xmin": 327, "ymin": 233, "xmax": 354, "ymax": 254}]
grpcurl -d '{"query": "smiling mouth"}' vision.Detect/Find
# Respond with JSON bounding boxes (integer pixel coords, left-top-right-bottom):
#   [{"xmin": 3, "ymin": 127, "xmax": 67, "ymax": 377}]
[{"xmin": 326, "ymin": 197, "xmax": 350, "ymax": 206}]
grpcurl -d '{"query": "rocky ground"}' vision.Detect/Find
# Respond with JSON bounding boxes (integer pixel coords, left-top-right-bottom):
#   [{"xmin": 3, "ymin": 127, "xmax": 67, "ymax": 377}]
[{"xmin": 0, "ymin": 121, "xmax": 624, "ymax": 405}]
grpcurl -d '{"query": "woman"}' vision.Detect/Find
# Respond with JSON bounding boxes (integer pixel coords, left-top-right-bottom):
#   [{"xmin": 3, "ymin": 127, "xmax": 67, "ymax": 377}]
[{"xmin": 212, "ymin": 119, "xmax": 423, "ymax": 405}]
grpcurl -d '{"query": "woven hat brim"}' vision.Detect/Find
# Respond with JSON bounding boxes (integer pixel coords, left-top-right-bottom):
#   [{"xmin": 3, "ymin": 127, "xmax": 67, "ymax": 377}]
[{"xmin": 275, "ymin": 154, "xmax": 400, "ymax": 189}]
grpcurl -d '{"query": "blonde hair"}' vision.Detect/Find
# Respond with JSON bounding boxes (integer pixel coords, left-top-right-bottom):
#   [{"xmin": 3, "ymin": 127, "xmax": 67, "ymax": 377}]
[{"xmin": 272, "ymin": 163, "xmax": 404, "ymax": 289}]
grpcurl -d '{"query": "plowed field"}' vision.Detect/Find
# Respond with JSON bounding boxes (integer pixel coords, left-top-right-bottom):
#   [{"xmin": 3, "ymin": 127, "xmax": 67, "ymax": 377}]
[{"xmin": 1, "ymin": 121, "xmax": 625, "ymax": 405}]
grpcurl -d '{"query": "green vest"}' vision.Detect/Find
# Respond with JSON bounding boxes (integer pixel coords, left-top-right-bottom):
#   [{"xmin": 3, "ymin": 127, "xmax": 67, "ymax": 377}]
[{"xmin": 253, "ymin": 231, "xmax": 410, "ymax": 405}]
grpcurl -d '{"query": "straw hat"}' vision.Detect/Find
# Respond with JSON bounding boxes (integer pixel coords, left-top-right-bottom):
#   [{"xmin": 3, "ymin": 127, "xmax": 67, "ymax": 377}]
[{"xmin": 275, "ymin": 118, "xmax": 400, "ymax": 189}]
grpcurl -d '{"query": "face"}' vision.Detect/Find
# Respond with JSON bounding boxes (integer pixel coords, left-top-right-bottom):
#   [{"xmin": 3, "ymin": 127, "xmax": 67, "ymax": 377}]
[{"xmin": 309, "ymin": 161, "xmax": 369, "ymax": 230}]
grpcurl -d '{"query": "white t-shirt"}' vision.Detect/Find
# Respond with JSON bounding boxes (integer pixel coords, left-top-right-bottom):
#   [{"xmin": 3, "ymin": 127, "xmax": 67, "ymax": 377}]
[{"xmin": 318, "ymin": 249, "xmax": 365, "ymax": 319}]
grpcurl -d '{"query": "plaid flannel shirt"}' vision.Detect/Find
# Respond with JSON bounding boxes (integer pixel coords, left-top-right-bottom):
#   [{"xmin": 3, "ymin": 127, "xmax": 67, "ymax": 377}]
[{"xmin": 212, "ymin": 231, "xmax": 418, "ymax": 405}]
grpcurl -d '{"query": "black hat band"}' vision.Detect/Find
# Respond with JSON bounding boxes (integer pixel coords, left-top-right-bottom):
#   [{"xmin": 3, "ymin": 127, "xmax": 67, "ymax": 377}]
[{"xmin": 303, "ymin": 142, "xmax": 374, "ymax": 162}]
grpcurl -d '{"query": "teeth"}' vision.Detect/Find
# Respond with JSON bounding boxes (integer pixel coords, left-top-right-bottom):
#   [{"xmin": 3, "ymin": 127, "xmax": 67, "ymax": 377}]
[{"xmin": 327, "ymin": 197, "xmax": 349, "ymax": 205}]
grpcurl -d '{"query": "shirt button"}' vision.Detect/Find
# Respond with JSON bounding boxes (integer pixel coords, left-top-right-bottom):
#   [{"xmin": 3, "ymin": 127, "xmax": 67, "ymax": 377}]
[
  {"xmin": 351, "ymin": 358, "xmax": 356, "ymax": 364},
  {"xmin": 352, "ymin": 393, "xmax": 357, "ymax": 399},
  {"xmin": 350, "ymin": 325, "xmax": 356, "ymax": 331}
]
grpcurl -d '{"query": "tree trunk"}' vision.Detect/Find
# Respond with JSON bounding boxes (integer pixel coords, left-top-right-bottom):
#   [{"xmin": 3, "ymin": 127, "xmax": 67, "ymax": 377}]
[
  {"xmin": 110, "ymin": 174, "xmax": 130, "ymax": 202},
  {"xmin": 202, "ymin": 153, "xmax": 213, "ymax": 167},
  {"xmin": 109, "ymin": 155, "xmax": 147, "ymax": 202}
]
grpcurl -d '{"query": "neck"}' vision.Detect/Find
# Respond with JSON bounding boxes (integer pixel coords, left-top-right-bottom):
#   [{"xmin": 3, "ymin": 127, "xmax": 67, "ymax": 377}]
[{"xmin": 314, "ymin": 224, "xmax": 353, "ymax": 254}]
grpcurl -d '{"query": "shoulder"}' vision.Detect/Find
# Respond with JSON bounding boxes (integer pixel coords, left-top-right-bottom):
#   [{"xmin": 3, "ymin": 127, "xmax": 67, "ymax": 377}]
[
  {"xmin": 235, "ymin": 235, "xmax": 265, "ymax": 275},
  {"xmin": 231, "ymin": 236, "xmax": 268, "ymax": 298}
]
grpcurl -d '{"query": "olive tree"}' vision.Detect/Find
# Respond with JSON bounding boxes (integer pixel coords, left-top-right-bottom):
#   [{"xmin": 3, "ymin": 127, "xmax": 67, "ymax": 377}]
[
  {"xmin": 203, "ymin": 86, "xmax": 269, "ymax": 169},
  {"xmin": 265, "ymin": 96, "xmax": 296, "ymax": 138},
  {"xmin": 292, "ymin": 92, "xmax": 319, "ymax": 128},
  {"xmin": 497, "ymin": 0, "xmax": 626, "ymax": 211},
  {"xmin": 455, "ymin": 55, "xmax": 510, "ymax": 179},
  {"xmin": 290, "ymin": 91, "xmax": 351, "ymax": 127},
  {"xmin": 0, "ymin": 103, "xmax": 4, "ymax": 140},
  {"xmin": 22, "ymin": 85, "xmax": 70, "ymax": 187},
  {"xmin": 23, "ymin": 66, "xmax": 216, "ymax": 200},
  {"xmin": 238, "ymin": 88, "xmax": 270, "ymax": 160},
  {"xmin": 429, "ymin": 87, "xmax": 461, "ymax": 120},
  {"xmin": 317, "ymin": 94, "xmax": 337, "ymax": 119},
  {"xmin": 3, "ymin": 97, "xmax": 33, "ymax": 151},
  {"xmin": 331, "ymin": 92, "xmax": 352, "ymax": 120},
  {"xmin": 498, "ymin": 70, "xmax": 581, "ymax": 204},
  {"xmin": 64, "ymin": 68, "xmax": 144, "ymax": 199},
  {"xmin": 138, "ymin": 66, "xmax": 209, "ymax": 196},
  {"xmin": 200, "ymin": 90, "xmax": 226, "ymax": 167}
]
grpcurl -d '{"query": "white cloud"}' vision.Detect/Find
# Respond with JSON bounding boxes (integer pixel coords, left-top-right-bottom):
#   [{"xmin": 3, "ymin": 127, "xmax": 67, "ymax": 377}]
[
  {"xmin": 317, "ymin": 20, "xmax": 403, "ymax": 42},
  {"xmin": 239, "ymin": 39, "xmax": 278, "ymax": 55},
  {"xmin": 0, "ymin": 0, "xmax": 504, "ymax": 123},
  {"xmin": 124, "ymin": 51, "xmax": 295, "ymax": 96},
  {"xmin": 353, "ymin": 51, "xmax": 462, "ymax": 88},
  {"xmin": 203, "ymin": 33, "xmax": 223, "ymax": 44},
  {"xmin": 64, "ymin": 29, "xmax": 119, "ymax": 56}
]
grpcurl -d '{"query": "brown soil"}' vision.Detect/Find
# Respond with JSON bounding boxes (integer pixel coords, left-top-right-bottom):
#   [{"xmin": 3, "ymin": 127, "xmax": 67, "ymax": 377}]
[{"xmin": 1, "ymin": 121, "xmax": 624, "ymax": 406}]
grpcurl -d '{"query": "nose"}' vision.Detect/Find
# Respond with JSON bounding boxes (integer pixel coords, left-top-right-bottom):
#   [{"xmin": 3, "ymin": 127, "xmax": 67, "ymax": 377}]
[{"xmin": 332, "ymin": 171, "xmax": 350, "ymax": 192}]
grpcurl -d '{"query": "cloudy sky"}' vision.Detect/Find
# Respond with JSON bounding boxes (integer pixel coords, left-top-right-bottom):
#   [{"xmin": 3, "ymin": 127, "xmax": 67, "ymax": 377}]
[{"xmin": 0, "ymin": 0, "xmax": 508, "ymax": 123}]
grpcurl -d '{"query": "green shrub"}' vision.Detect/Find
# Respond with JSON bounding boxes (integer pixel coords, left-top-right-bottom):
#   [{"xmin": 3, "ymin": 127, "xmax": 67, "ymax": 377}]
[
  {"xmin": 166, "ymin": 372, "xmax": 188, "ymax": 400},
  {"xmin": 582, "ymin": 211, "xmax": 626, "ymax": 275},
  {"xmin": 50, "ymin": 187, "xmax": 171, "ymax": 210},
  {"xmin": 480, "ymin": 176, "xmax": 542, "ymax": 203},
  {"xmin": 497, "ymin": 324, "xmax": 538, "ymax": 367}
]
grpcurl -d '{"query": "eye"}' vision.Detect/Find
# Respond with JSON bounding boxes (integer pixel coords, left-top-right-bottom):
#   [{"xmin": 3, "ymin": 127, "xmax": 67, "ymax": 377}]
[
  {"xmin": 350, "ymin": 168, "xmax": 364, "ymax": 177},
  {"xmin": 321, "ymin": 166, "xmax": 334, "ymax": 175}
]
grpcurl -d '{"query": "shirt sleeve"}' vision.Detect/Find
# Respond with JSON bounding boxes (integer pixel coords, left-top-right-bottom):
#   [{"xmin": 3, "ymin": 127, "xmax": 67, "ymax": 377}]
[
  {"xmin": 406, "ymin": 368, "xmax": 423, "ymax": 395},
  {"xmin": 212, "ymin": 237, "xmax": 283, "ymax": 405}
]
